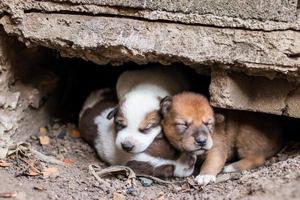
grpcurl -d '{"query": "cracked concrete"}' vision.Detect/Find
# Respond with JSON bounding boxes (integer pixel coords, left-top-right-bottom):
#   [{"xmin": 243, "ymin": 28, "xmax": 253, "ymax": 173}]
[
  {"xmin": 210, "ymin": 69, "xmax": 300, "ymax": 118},
  {"xmin": 0, "ymin": 31, "xmax": 56, "ymax": 158},
  {"xmin": 1, "ymin": 0, "xmax": 300, "ymax": 31},
  {"xmin": 1, "ymin": 13, "xmax": 300, "ymax": 80}
]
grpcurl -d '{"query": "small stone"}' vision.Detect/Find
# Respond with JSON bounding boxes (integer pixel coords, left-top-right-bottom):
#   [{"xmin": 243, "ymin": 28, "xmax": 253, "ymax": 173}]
[
  {"xmin": 57, "ymin": 130, "xmax": 67, "ymax": 139},
  {"xmin": 278, "ymin": 154, "xmax": 288, "ymax": 162},
  {"xmin": 126, "ymin": 187, "xmax": 138, "ymax": 196},
  {"xmin": 30, "ymin": 135, "xmax": 38, "ymax": 140},
  {"xmin": 52, "ymin": 123, "xmax": 60, "ymax": 130},
  {"xmin": 138, "ymin": 177, "xmax": 153, "ymax": 187},
  {"xmin": 28, "ymin": 88, "xmax": 41, "ymax": 109}
]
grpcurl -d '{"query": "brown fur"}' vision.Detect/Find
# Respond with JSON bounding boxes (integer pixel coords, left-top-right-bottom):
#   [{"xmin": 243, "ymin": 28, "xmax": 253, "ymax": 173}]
[
  {"xmin": 162, "ymin": 92, "xmax": 284, "ymax": 181},
  {"xmin": 162, "ymin": 92, "xmax": 214, "ymax": 153},
  {"xmin": 126, "ymin": 160, "xmax": 175, "ymax": 178},
  {"xmin": 79, "ymin": 100, "xmax": 117, "ymax": 146},
  {"xmin": 145, "ymin": 137, "xmax": 179, "ymax": 160},
  {"xmin": 201, "ymin": 110, "xmax": 284, "ymax": 174},
  {"xmin": 139, "ymin": 110, "xmax": 161, "ymax": 133}
]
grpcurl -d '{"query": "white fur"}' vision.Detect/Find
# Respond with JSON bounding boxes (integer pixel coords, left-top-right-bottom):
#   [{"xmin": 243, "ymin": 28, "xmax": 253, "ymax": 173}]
[
  {"xmin": 195, "ymin": 174, "xmax": 216, "ymax": 186},
  {"xmin": 223, "ymin": 164, "xmax": 237, "ymax": 173},
  {"xmin": 115, "ymin": 89, "xmax": 163, "ymax": 153},
  {"xmin": 94, "ymin": 108, "xmax": 132, "ymax": 165},
  {"xmin": 93, "ymin": 106, "xmax": 193, "ymax": 177},
  {"xmin": 115, "ymin": 68, "xmax": 188, "ymax": 153}
]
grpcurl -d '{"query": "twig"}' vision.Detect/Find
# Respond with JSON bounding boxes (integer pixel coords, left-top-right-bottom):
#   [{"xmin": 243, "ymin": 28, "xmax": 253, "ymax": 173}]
[
  {"xmin": 89, "ymin": 165, "xmax": 187, "ymax": 186},
  {"xmin": 136, "ymin": 174, "xmax": 186, "ymax": 185},
  {"xmin": 29, "ymin": 148, "xmax": 64, "ymax": 166},
  {"xmin": 8, "ymin": 143, "xmax": 64, "ymax": 166}
]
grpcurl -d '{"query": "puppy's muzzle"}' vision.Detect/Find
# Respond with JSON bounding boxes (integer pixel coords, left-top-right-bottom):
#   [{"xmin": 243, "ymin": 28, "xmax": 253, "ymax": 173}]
[
  {"xmin": 195, "ymin": 137, "xmax": 207, "ymax": 147},
  {"xmin": 194, "ymin": 127, "xmax": 208, "ymax": 148},
  {"xmin": 121, "ymin": 142, "xmax": 135, "ymax": 152}
]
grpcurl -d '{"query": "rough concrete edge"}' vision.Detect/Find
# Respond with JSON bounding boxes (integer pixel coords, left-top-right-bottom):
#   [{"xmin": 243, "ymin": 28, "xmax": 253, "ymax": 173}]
[
  {"xmin": 1, "ymin": 0, "xmax": 300, "ymax": 31},
  {"xmin": 1, "ymin": 12, "xmax": 299, "ymax": 82},
  {"xmin": 46, "ymin": 0, "xmax": 300, "ymax": 23},
  {"xmin": 209, "ymin": 68, "xmax": 300, "ymax": 118}
]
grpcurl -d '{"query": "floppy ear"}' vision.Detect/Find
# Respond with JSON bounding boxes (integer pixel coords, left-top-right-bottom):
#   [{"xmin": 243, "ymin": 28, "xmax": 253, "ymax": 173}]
[
  {"xmin": 160, "ymin": 96, "xmax": 172, "ymax": 116},
  {"xmin": 107, "ymin": 107, "xmax": 118, "ymax": 120},
  {"xmin": 215, "ymin": 113, "xmax": 225, "ymax": 124}
]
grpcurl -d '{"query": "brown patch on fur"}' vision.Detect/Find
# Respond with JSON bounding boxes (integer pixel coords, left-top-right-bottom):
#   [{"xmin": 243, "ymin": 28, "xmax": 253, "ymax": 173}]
[
  {"xmin": 126, "ymin": 161, "xmax": 155, "ymax": 175},
  {"xmin": 114, "ymin": 108, "xmax": 127, "ymax": 127},
  {"xmin": 139, "ymin": 110, "xmax": 161, "ymax": 133},
  {"xmin": 126, "ymin": 160, "xmax": 174, "ymax": 178},
  {"xmin": 79, "ymin": 100, "xmax": 117, "ymax": 146},
  {"xmin": 153, "ymin": 165, "xmax": 175, "ymax": 178},
  {"xmin": 145, "ymin": 137, "xmax": 179, "ymax": 160}
]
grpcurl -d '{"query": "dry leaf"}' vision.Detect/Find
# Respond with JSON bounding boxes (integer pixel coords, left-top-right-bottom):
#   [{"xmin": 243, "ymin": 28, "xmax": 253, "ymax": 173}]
[
  {"xmin": 112, "ymin": 192, "xmax": 125, "ymax": 200},
  {"xmin": 39, "ymin": 127, "xmax": 47, "ymax": 136},
  {"xmin": 70, "ymin": 130, "xmax": 80, "ymax": 138},
  {"xmin": 42, "ymin": 167, "xmax": 59, "ymax": 178},
  {"xmin": 27, "ymin": 168, "xmax": 40, "ymax": 176},
  {"xmin": 0, "ymin": 160, "xmax": 12, "ymax": 167},
  {"xmin": 39, "ymin": 135, "xmax": 50, "ymax": 145},
  {"xmin": 63, "ymin": 158, "xmax": 74, "ymax": 165},
  {"xmin": 33, "ymin": 186, "xmax": 44, "ymax": 191},
  {"xmin": 157, "ymin": 192, "xmax": 165, "ymax": 200}
]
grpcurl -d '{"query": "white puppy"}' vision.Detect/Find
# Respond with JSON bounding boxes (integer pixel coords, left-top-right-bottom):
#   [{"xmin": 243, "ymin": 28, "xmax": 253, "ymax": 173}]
[
  {"xmin": 79, "ymin": 89, "xmax": 196, "ymax": 177},
  {"xmin": 107, "ymin": 68, "xmax": 189, "ymax": 153}
]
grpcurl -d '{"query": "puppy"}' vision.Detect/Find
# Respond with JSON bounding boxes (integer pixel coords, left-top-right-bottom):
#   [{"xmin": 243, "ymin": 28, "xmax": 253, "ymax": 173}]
[
  {"xmin": 79, "ymin": 89, "xmax": 196, "ymax": 178},
  {"xmin": 161, "ymin": 92, "xmax": 284, "ymax": 185},
  {"xmin": 107, "ymin": 68, "xmax": 188, "ymax": 154}
]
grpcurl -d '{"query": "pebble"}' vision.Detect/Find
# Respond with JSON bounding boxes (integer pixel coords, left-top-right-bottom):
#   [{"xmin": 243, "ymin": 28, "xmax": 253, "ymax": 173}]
[
  {"xmin": 138, "ymin": 177, "xmax": 153, "ymax": 187},
  {"xmin": 126, "ymin": 187, "xmax": 138, "ymax": 196}
]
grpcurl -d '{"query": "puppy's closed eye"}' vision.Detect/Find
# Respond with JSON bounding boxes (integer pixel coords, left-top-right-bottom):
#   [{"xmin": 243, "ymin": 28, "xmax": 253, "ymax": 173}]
[
  {"xmin": 175, "ymin": 122, "xmax": 189, "ymax": 133},
  {"xmin": 203, "ymin": 119, "xmax": 214, "ymax": 132},
  {"xmin": 140, "ymin": 122, "xmax": 158, "ymax": 133}
]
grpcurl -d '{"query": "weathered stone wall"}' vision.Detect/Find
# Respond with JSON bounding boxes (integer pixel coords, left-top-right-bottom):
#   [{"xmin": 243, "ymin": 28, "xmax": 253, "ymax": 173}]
[
  {"xmin": 210, "ymin": 69, "xmax": 300, "ymax": 118},
  {"xmin": 0, "ymin": 30, "xmax": 57, "ymax": 158}
]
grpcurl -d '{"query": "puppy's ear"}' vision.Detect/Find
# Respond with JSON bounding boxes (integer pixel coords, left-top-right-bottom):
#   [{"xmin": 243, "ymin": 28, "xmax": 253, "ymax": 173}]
[
  {"xmin": 160, "ymin": 96, "xmax": 172, "ymax": 116},
  {"xmin": 215, "ymin": 113, "xmax": 225, "ymax": 124},
  {"xmin": 107, "ymin": 107, "xmax": 118, "ymax": 120}
]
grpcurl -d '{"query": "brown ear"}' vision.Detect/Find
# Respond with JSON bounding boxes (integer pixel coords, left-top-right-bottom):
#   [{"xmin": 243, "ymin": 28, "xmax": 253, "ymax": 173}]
[
  {"xmin": 160, "ymin": 96, "xmax": 172, "ymax": 116},
  {"xmin": 107, "ymin": 107, "xmax": 118, "ymax": 120},
  {"xmin": 215, "ymin": 113, "xmax": 225, "ymax": 124}
]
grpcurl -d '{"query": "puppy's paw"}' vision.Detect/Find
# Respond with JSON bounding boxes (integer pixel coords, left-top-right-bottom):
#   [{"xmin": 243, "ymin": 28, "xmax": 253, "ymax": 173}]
[
  {"xmin": 223, "ymin": 164, "xmax": 238, "ymax": 173},
  {"xmin": 195, "ymin": 174, "xmax": 216, "ymax": 186}
]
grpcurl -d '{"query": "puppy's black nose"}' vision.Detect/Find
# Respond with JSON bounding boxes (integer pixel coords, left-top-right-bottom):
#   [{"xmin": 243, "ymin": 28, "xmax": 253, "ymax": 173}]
[
  {"xmin": 195, "ymin": 138, "xmax": 207, "ymax": 147},
  {"xmin": 121, "ymin": 142, "xmax": 134, "ymax": 152}
]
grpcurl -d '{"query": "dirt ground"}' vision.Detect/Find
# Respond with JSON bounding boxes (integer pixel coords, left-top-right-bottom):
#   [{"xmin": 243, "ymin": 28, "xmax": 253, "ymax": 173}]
[{"xmin": 0, "ymin": 122, "xmax": 299, "ymax": 200}]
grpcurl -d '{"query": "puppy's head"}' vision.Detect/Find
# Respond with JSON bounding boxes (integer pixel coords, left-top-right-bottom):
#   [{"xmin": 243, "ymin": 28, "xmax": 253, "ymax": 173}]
[
  {"xmin": 161, "ymin": 92, "xmax": 214, "ymax": 155},
  {"xmin": 107, "ymin": 92, "xmax": 162, "ymax": 153}
]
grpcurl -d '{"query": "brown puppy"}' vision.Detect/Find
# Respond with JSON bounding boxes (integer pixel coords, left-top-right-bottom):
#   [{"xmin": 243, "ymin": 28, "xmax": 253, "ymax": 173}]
[{"xmin": 161, "ymin": 92, "xmax": 284, "ymax": 185}]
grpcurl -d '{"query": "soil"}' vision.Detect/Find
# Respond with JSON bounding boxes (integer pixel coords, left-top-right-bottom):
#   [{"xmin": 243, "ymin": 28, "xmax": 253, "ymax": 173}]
[{"xmin": 0, "ymin": 122, "xmax": 299, "ymax": 200}]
